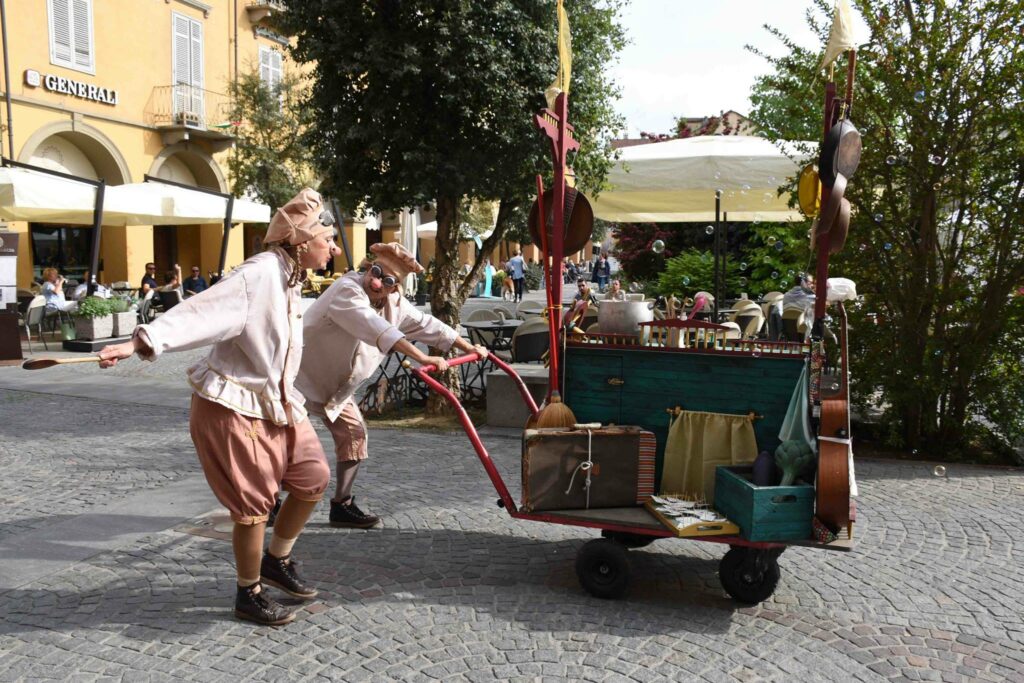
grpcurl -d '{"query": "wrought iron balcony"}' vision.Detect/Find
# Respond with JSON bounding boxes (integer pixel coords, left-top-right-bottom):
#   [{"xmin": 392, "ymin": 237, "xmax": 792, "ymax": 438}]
[
  {"xmin": 246, "ymin": 0, "xmax": 287, "ymax": 25},
  {"xmin": 146, "ymin": 85, "xmax": 234, "ymax": 152}
]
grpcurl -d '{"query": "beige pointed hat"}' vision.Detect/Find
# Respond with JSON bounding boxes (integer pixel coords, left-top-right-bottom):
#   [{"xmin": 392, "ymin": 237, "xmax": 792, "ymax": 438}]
[
  {"xmin": 264, "ymin": 188, "xmax": 336, "ymax": 246},
  {"xmin": 370, "ymin": 242, "xmax": 423, "ymax": 279}
]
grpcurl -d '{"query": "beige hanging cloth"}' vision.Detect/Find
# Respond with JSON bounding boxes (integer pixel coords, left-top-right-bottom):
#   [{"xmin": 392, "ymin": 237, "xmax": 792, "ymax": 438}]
[
  {"xmin": 819, "ymin": 0, "xmax": 858, "ymax": 72},
  {"xmin": 544, "ymin": 0, "xmax": 573, "ymax": 110},
  {"xmin": 660, "ymin": 410, "xmax": 759, "ymax": 504}
]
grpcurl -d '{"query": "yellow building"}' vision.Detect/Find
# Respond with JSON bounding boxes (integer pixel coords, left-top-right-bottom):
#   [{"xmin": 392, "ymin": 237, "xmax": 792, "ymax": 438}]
[{"xmin": 0, "ymin": 0, "xmax": 362, "ymax": 289}]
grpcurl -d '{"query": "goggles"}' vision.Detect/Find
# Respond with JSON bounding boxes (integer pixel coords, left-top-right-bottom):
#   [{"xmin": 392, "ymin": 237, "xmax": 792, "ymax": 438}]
[
  {"xmin": 318, "ymin": 209, "xmax": 336, "ymax": 227},
  {"xmin": 369, "ymin": 264, "xmax": 399, "ymax": 287}
]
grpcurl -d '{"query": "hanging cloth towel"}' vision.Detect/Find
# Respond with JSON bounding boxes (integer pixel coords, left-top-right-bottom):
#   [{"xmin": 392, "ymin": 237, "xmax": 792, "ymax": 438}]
[
  {"xmin": 779, "ymin": 361, "xmax": 817, "ymax": 454},
  {"xmin": 660, "ymin": 410, "xmax": 758, "ymax": 504}
]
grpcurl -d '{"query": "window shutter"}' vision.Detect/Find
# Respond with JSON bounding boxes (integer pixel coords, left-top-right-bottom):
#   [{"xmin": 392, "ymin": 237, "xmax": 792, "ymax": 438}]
[
  {"xmin": 173, "ymin": 15, "xmax": 191, "ymax": 85},
  {"xmin": 259, "ymin": 47, "xmax": 271, "ymax": 86},
  {"xmin": 50, "ymin": 0, "xmax": 73, "ymax": 65},
  {"xmin": 270, "ymin": 50, "xmax": 282, "ymax": 92},
  {"xmin": 71, "ymin": 0, "xmax": 93, "ymax": 70},
  {"xmin": 189, "ymin": 20, "xmax": 204, "ymax": 116}
]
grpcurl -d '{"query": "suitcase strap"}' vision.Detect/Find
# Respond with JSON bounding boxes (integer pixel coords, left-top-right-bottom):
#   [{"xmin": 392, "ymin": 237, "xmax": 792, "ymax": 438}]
[{"xmin": 564, "ymin": 429, "xmax": 594, "ymax": 508}]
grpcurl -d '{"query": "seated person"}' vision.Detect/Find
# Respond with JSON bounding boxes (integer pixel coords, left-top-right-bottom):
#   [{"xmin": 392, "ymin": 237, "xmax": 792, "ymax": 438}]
[
  {"xmin": 182, "ymin": 266, "xmax": 208, "ymax": 297},
  {"xmin": 563, "ymin": 279, "xmax": 598, "ymax": 333},
  {"xmin": 140, "ymin": 262, "xmax": 158, "ymax": 298},
  {"xmin": 604, "ymin": 279, "xmax": 626, "ymax": 301},
  {"xmin": 73, "ymin": 270, "xmax": 111, "ymax": 300},
  {"xmin": 781, "ymin": 274, "xmax": 816, "ymax": 317},
  {"xmin": 40, "ymin": 267, "xmax": 77, "ymax": 312},
  {"xmin": 155, "ymin": 264, "xmax": 184, "ymax": 310}
]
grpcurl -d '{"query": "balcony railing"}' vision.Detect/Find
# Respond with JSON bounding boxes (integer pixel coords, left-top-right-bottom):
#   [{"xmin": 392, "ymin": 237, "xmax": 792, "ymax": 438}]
[
  {"xmin": 147, "ymin": 84, "xmax": 232, "ymax": 132},
  {"xmin": 247, "ymin": 0, "xmax": 287, "ymax": 26}
]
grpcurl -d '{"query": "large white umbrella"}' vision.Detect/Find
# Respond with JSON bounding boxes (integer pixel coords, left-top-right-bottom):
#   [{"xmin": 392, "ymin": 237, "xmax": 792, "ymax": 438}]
[{"xmin": 591, "ymin": 136, "xmax": 816, "ymax": 223}]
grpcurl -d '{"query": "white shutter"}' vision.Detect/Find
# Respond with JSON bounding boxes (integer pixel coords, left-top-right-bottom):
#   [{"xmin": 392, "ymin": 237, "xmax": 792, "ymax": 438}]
[
  {"xmin": 172, "ymin": 14, "xmax": 191, "ymax": 117},
  {"xmin": 71, "ymin": 0, "xmax": 93, "ymax": 71},
  {"xmin": 259, "ymin": 47, "xmax": 271, "ymax": 86},
  {"xmin": 270, "ymin": 50, "xmax": 283, "ymax": 92},
  {"xmin": 189, "ymin": 20, "xmax": 204, "ymax": 117},
  {"xmin": 49, "ymin": 0, "xmax": 73, "ymax": 65}
]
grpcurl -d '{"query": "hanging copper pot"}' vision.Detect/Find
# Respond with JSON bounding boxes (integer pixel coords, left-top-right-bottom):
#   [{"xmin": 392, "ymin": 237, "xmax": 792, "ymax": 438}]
[{"xmin": 528, "ymin": 183, "xmax": 594, "ymax": 255}]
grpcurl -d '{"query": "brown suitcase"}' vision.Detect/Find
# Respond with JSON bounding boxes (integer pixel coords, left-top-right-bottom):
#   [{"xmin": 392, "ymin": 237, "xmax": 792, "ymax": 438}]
[{"xmin": 521, "ymin": 426, "xmax": 656, "ymax": 512}]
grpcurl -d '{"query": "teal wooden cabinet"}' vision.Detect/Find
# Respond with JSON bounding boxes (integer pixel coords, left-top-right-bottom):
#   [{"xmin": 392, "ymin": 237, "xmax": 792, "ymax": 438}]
[{"xmin": 564, "ymin": 345, "xmax": 805, "ymax": 488}]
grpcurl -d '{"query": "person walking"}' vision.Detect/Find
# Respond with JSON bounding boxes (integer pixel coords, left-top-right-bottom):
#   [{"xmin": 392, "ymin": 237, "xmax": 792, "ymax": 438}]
[
  {"xmin": 592, "ymin": 253, "xmax": 611, "ymax": 292},
  {"xmin": 99, "ymin": 188, "xmax": 341, "ymax": 626},
  {"xmin": 296, "ymin": 242, "xmax": 487, "ymax": 528},
  {"xmin": 507, "ymin": 249, "xmax": 526, "ymax": 302}
]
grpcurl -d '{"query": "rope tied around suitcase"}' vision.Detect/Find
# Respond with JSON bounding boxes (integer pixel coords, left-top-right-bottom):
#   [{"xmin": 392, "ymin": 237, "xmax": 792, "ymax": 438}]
[{"xmin": 564, "ymin": 428, "xmax": 595, "ymax": 508}]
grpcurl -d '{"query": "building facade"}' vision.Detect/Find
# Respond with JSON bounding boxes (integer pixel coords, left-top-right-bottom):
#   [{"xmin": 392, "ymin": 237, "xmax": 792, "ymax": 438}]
[{"xmin": 0, "ymin": 0, "xmax": 333, "ymax": 289}]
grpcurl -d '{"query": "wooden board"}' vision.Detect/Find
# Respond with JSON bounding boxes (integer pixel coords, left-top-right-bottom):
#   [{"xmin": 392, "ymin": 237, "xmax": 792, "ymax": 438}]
[{"xmin": 644, "ymin": 499, "xmax": 740, "ymax": 538}]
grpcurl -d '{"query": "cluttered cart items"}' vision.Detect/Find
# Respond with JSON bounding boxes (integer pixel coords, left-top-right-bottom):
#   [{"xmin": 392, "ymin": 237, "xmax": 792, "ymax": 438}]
[{"xmin": 645, "ymin": 495, "xmax": 740, "ymax": 537}]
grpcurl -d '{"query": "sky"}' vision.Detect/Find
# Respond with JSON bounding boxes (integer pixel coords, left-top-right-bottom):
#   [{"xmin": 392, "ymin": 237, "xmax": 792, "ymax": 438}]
[{"xmin": 608, "ymin": 0, "xmax": 867, "ymax": 137}]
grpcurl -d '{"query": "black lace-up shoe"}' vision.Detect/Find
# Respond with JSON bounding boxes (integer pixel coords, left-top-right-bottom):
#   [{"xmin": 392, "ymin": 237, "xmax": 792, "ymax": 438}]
[
  {"xmin": 329, "ymin": 497, "xmax": 381, "ymax": 529},
  {"xmin": 234, "ymin": 583, "xmax": 296, "ymax": 626},
  {"xmin": 260, "ymin": 553, "xmax": 318, "ymax": 600}
]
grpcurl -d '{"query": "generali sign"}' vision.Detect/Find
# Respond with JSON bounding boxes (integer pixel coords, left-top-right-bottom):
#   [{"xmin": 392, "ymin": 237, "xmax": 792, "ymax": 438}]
[{"xmin": 24, "ymin": 69, "xmax": 118, "ymax": 106}]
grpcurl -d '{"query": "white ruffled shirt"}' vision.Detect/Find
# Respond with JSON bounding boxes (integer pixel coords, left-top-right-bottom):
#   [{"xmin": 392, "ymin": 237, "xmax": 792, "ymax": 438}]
[
  {"xmin": 135, "ymin": 249, "xmax": 306, "ymax": 426},
  {"xmin": 296, "ymin": 271, "xmax": 460, "ymax": 423}
]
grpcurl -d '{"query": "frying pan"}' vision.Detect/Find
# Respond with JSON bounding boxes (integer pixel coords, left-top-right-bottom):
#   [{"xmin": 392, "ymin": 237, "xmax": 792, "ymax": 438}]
[
  {"xmin": 798, "ymin": 164, "xmax": 822, "ymax": 218},
  {"xmin": 23, "ymin": 356, "xmax": 102, "ymax": 370},
  {"xmin": 818, "ymin": 118, "xmax": 862, "ymax": 188},
  {"xmin": 528, "ymin": 183, "xmax": 594, "ymax": 255},
  {"xmin": 816, "ymin": 173, "xmax": 850, "ymax": 255}
]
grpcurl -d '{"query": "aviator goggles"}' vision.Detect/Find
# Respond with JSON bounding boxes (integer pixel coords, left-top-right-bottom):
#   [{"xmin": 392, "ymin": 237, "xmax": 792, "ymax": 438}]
[{"xmin": 369, "ymin": 264, "xmax": 399, "ymax": 287}]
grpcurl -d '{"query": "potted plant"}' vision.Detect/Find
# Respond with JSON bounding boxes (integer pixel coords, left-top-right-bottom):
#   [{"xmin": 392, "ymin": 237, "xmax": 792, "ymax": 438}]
[
  {"xmin": 109, "ymin": 296, "xmax": 138, "ymax": 337},
  {"xmin": 74, "ymin": 296, "xmax": 115, "ymax": 340},
  {"xmin": 415, "ymin": 271, "xmax": 428, "ymax": 306}
]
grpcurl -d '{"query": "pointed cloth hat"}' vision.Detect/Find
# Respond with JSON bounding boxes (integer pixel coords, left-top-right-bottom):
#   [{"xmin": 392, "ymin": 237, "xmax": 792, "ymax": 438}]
[
  {"xmin": 264, "ymin": 188, "xmax": 335, "ymax": 246},
  {"xmin": 370, "ymin": 242, "xmax": 423, "ymax": 280}
]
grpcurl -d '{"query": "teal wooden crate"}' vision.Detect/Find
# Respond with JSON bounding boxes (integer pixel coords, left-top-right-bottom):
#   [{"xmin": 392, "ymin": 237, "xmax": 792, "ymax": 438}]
[{"xmin": 713, "ymin": 465, "xmax": 814, "ymax": 541}]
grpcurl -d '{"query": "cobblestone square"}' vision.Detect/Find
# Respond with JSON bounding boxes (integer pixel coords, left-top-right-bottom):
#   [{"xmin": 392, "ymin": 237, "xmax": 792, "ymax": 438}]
[{"xmin": 1, "ymin": 355, "xmax": 1022, "ymax": 682}]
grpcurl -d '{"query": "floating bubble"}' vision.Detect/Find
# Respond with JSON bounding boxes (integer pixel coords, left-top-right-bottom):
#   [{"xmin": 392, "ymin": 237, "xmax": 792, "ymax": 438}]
[
  {"xmin": 763, "ymin": 255, "xmax": 772, "ymax": 263},
  {"xmin": 763, "ymin": 192, "xmax": 774, "ymax": 201},
  {"xmin": 651, "ymin": 239, "xmax": 665, "ymax": 254},
  {"xmin": 884, "ymin": 242, "xmax": 893, "ymax": 250},
  {"xmin": 885, "ymin": 155, "xmax": 898, "ymax": 166},
  {"xmin": 714, "ymin": 171, "xmax": 722, "ymax": 180},
  {"xmin": 771, "ymin": 271, "xmax": 779, "ymax": 278},
  {"xmin": 741, "ymin": 184, "xmax": 751, "ymax": 191},
  {"xmin": 682, "ymin": 276, "xmax": 691, "ymax": 286},
  {"xmin": 928, "ymin": 154, "xmax": 942, "ymax": 165},
  {"xmin": 933, "ymin": 182, "xmax": 942, "ymax": 191},
  {"xmin": 828, "ymin": 382, "xmax": 840, "ymax": 391},
  {"xmin": 774, "ymin": 241, "xmax": 784, "ymax": 252},
  {"xmin": 933, "ymin": 465, "xmax": 946, "ymax": 477},
  {"xmin": 859, "ymin": 244, "xmax": 868, "ymax": 252},
  {"xmin": 768, "ymin": 176, "xmax": 777, "ymax": 183},
  {"xmin": 739, "ymin": 262, "xmax": 748, "ymax": 270},
  {"xmin": 873, "ymin": 213, "xmax": 884, "ymax": 222},
  {"xmin": 787, "ymin": 270, "xmax": 795, "ymax": 277},
  {"xmin": 705, "ymin": 225, "xmax": 715, "ymax": 236},
  {"xmin": 911, "ymin": 448, "xmax": 918, "ymax": 455},
  {"xmin": 934, "ymin": 349, "xmax": 942, "ymax": 356},
  {"xmin": 780, "ymin": 279, "xmax": 788, "ymax": 287},
  {"xmin": 739, "ymin": 277, "xmax": 747, "ymax": 286},
  {"xmin": 914, "ymin": 89, "xmax": 927, "ymax": 103},
  {"xmin": 766, "ymin": 236, "xmax": 777, "ymax": 246},
  {"xmin": 753, "ymin": 213, "xmax": 762, "ymax": 221}
]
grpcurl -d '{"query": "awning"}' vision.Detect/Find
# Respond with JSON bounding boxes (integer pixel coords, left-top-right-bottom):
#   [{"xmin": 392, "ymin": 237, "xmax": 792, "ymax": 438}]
[
  {"xmin": 591, "ymin": 136, "xmax": 817, "ymax": 223},
  {"xmin": 0, "ymin": 166, "xmax": 270, "ymax": 225}
]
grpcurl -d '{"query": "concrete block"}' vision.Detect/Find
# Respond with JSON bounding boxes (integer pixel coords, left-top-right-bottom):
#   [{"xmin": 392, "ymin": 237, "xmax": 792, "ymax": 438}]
[{"xmin": 485, "ymin": 364, "xmax": 548, "ymax": 427}]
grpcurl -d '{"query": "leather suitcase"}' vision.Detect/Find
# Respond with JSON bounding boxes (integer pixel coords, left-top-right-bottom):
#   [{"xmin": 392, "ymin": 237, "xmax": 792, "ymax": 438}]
[{"xmin": 521, "ymin": 426, "xmax": 656, "ymax": 512}]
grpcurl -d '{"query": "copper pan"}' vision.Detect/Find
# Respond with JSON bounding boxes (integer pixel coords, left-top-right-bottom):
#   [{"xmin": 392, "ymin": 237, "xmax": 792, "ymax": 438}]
[{"xmin": 528, "ymin": 183, "xmax": 594, "ymax": 255}]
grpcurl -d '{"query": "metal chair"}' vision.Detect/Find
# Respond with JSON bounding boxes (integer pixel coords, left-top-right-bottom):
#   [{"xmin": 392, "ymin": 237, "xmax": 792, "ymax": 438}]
[
  {"xmin": 138, "ymin": 290, "xmax": 155, "ymax": 324},
  {"xmin": 508, "ymin": 318, "xmax": 549, "ymax": 363},
  {"xmin": 516, "ymin": 301, "xmax": 545, "ymax": 320}
]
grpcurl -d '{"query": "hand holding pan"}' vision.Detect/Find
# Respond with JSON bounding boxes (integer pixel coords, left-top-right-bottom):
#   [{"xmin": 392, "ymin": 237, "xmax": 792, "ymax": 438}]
[{"xmin": 23, "ymin": 356, "xmax": 102, "ymax": 370}]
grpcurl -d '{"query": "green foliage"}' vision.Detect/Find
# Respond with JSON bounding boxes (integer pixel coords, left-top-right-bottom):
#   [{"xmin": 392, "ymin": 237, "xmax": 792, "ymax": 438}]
[
  {"xmin": 738, "ymin": 222, "xmax": 812, "ymax": 297},
  {"xmin": 748, "ymin": 0, "xmax": 1024, "ymax": 453},
  {"xmin": 524, "ymin": 262, "xmax": 543, "ymax": 291},
  {"xmin": 107, "ymin": 297, "xmax": 132, "ymax": 314},
  {"xmin": 656, "ymin": 249, "xmax": 740, "ymax": 298},
  {"xmin": 76, "ymin": 296, "xmax": 114, "ymax": 319},
  {"xmin": 227, "ymin": 67, "xmax": 319, "ymax": 211}
]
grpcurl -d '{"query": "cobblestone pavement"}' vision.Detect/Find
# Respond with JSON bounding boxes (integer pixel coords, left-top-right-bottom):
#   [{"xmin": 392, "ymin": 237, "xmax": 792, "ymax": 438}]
[{"xmin": 1, "ymin": 360, "xmax": 1023, "ymax": 682}]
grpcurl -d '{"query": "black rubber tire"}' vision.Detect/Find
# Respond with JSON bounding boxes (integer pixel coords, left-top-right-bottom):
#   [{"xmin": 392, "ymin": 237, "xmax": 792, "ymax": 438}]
[
  {"xmin": 718, "ymin": 547, "xmax": 781, "ymax": 605},
  {"xmin": 575, "ymin": 539, "xmax": 631, "ymax": 599},
  {"xmin": 601, "ymin": 530, "xmax": 657, "ymax": 549}
]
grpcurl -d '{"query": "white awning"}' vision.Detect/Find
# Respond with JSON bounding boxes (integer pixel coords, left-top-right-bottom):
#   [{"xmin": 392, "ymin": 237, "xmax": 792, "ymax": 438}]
[
  {"xmin": 591, "ymin": 136, "xmax": 817, "ymax": 223},
  {"xmin": 0, "ymin": 166, "xmax": 270, "ymax": 225}
]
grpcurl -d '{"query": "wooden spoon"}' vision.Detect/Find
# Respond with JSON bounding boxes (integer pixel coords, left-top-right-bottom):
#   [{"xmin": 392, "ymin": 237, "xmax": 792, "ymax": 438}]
[{"xmin": 22, "ymin": 356, "xmax": 102, "ymax": 370}]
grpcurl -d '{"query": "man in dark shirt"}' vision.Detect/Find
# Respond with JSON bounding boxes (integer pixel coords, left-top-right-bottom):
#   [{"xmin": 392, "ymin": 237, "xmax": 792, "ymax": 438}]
[
  {"xmin": 140, "ymin": 262, "xmax": 158, "ymax": 297},
  {"xmin": 183, "ymin": 266, "xmax": 208, "ymax": 297}
]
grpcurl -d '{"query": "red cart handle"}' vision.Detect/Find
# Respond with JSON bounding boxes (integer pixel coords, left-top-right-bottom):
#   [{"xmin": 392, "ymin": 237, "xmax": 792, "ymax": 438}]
[{"xmin": 404, "ymin": 352, "xmax": 540, "ymax": 512}]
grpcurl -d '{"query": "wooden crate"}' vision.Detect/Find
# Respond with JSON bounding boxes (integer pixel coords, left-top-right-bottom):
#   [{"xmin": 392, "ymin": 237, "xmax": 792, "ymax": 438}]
[{"xmin": 713, "ymin": 465, "xmax": 814, "ymax": 541}]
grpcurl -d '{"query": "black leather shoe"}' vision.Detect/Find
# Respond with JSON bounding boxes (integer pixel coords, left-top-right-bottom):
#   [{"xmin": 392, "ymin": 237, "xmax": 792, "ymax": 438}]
[
  {"xmin": 329, "ymin": 497, "xmax": 381, "ymax": 529},
  {"xmin": 234, "ymin": 583, "xmax": 296, "ymax": 626},
  {"xmin": 267, "ymin": 496, "xmax": 282, "ymax": 528},
  {"xmin": 260, "ymin": 552, "xmax": 318, "ymax": 600}
]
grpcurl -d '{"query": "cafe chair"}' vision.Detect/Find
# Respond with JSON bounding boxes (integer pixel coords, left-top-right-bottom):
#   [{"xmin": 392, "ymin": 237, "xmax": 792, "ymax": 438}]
[
  {"xmin": 23, "ymin": 295, "xmax": 48, "ymax": 352},
  {"xmin": 137, "ymin": 290, "xmax": 155, "ymax": 324},
  {"xmin": 733, "ymin": 302, "xmax": 765, "ymax": 339},
  {"xmin": 516, "ymin": 300, "xmax": 545, "ymax": 319},
  {"xmin": 781, "ymin": 305, "xmax": 808, "ymax": 342},
  {"xmin": 506, "ymin": 317, "xmax": 549, "ymax": 363},
  {"xmin": 160, "ymin": 290, "xmax": 183, "ymax": 312}
]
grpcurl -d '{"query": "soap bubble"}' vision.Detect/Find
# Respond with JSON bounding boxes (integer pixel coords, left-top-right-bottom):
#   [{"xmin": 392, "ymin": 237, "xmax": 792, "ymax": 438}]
[
  {"xmin": 705, "ymin": 225, "xmax": 715, "ymax": 235},
  {"xmin": 928, "ymin": 154, "xmax": 942, "ymax": 165},
  {"xmin": 651, "ymin": 239, "xmax": 665, "ymax": 254},
  {"xmin": 768, "ymin": 176, "xmax": 777, "ymax": 183},
  {"xmin": 885, "ymin": 155, "xmax": 898, "ymax": 166},
  {"xmin": 780, "ymin": 279, "xmax": 789, "ymax": 287},
  {"xmin": 933, "ymin": 182, "xmax": 942, "ymax": 191},
  {"xmin": 714, "ymin": 171, "xmax": 722, "ymax": 180},
  {"xmin": 739, "ymin": 262, "xmax": 747, "ymax": 270},
  {"xmin": 682, "ymin": 276, "xmax": 691, "ymax": 286},
  {"xmin": 771, "ymin": 271, "xmax": 779, "ymax": 279},
  {"xmin": 787, "ymin": 270, "xmax": 795, "ymax": 277},
  {"xmin": 766, "ymin": 236, "xmax": 777, "ymax": 246},
  {"xmin": 884, "ymin": 242, "xmax": 893, "ymax": 250},
  {"xmin": 774, "ymin": 241, "xmax": 784, "ymax": 252},
  {"xmin": 914, "ymin": 89, "xmax": 927, "ymax": 103},
  {"xmin": 763, "ymin": 255, "xmax": 771, "ymax": 263},
  {"xmin": 741, "ymin": 184, "xmax": 751, "ymax": 191},
  {"xmin": 873, "ymin": 213, "xmax": 883, "ymax": 223},
  {"xmin": 933, "ymin": 465, "xmax": 946, "ymax": 477},
  {"xmin": 739, "ymin": 277, "xmax": 747, "ymax": 286}
]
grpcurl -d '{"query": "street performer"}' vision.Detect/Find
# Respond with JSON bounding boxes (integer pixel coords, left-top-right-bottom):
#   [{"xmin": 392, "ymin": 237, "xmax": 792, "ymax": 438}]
[
  {"xmin": 296, "ymin": 242, "xmax": 487, "ymax": 528},
  {"xmin": 98, "ymin": 188, "xmax": 340, "ymax": 626}
]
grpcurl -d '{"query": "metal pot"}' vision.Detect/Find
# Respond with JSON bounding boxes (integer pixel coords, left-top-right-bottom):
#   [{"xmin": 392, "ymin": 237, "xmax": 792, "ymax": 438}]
[{"xmin": 598, "ymin": 300, "xmax": 653, "ymax": 338}]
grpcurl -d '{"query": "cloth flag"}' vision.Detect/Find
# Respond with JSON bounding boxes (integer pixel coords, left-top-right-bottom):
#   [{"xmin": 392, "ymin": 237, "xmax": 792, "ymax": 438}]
[
  {"xmin": 819, "ymin": 0, "xmax": 858, "ymax": 72},
  {"xmin": 544, "ymin": 0, "xmax": 573, "ymax": 109}
]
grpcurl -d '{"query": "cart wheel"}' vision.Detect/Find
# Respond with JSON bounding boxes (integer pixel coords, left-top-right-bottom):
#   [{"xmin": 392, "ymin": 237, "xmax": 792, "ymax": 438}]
[
  {"xmin": 576, "ymin": 539, "xmax": 631, "ymax": 599},
  {"xmin": 718, "ymin": 547, "xmax": 780, "ymax": 605},
  {"xmin": 601, "ymin": 530, "xmax": 656, "ymax": 549}
]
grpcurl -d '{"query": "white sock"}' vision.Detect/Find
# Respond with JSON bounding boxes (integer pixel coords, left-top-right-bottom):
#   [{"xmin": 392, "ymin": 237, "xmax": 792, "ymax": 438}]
[
  {"xmin": 237, "ymin": 575, "xmax": 260, "ymax": 589},
  {"xmin": 268, "ymin": 534, "xmax": 297, "ymax": 559}
]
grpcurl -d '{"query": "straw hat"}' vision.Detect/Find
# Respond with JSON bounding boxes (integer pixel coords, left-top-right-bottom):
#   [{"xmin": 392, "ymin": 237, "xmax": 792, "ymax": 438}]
[
  {"xmin": 264, "ymin": 188, "xmax": 335, "ymax": 246},
  {"xmin": 369, "ymin": 242, "xmax": 423, "ymax": 279}
]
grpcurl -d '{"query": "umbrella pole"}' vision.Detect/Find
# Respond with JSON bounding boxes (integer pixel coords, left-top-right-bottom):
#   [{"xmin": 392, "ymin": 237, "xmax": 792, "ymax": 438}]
[
  {"xmin": 86, "ymin": 180, "xmax": 105, "ymax": 297},
  {"xmin": 713, "ymin": 191, "xmax": 721, "ymax": 319},
  {"xmin": 217, "ymin": 195, "xmax": 235, "ymax": 277},
  {"xmin": 331, "ymin": 199, "xmax": 353, "ymax": 272}
]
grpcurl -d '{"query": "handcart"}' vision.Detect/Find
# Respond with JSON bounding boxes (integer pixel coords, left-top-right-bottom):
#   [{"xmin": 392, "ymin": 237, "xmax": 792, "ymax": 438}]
[{"xmin": 407, "ymin": 351, "xmax": 853, "ymax": 605}]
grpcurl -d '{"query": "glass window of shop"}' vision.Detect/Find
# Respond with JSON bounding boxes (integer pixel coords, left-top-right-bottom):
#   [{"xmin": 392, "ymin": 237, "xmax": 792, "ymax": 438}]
[{"xmin": 29, "ymin": 225, "xmax": 91, "ymax": 282}]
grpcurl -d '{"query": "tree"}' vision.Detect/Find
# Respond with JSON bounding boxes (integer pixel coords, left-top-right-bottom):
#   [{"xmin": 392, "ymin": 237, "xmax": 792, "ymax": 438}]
[
  {"xmin": 284, "ymin": 0, "xmax": 626, "ymax": 411},
  {"xmin": 748, "ymin": 0, "xmax": 1024, "ymax": 456},
  {"xmin": 227, "ymin": 67, "xmax": 319, "ymax": 210}
]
